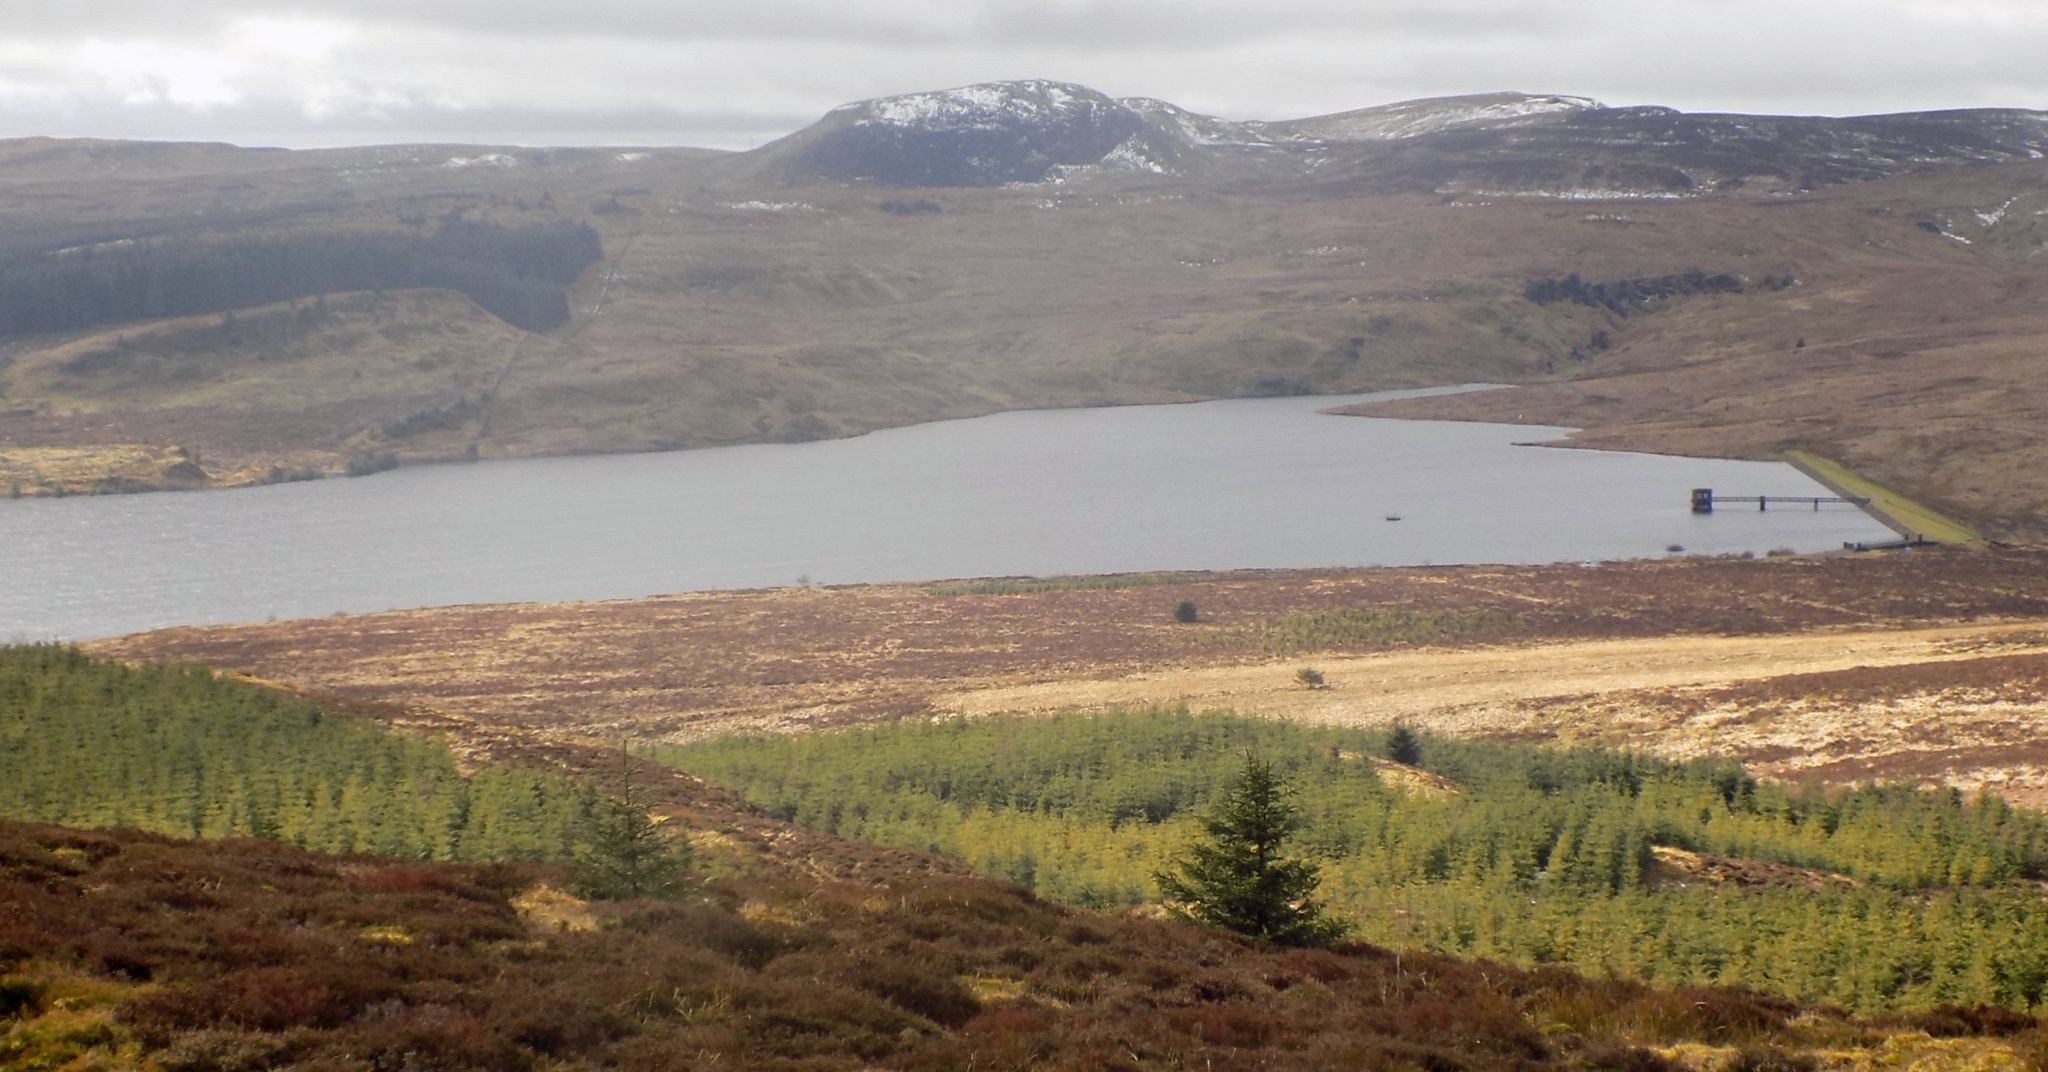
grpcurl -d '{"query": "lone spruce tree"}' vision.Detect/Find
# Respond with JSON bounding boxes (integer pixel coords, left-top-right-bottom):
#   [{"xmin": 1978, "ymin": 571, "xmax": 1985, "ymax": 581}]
[
  {"xmin": 1386, "ymin": 722, "xmax": 1423, "ymax": 767},
  {"xmin": 577, "ymin": 748, "xmax": 692, "ymax": 901},
  {"xmin": 1156, "ymin": 752, "xmax": 1347, "ymax": 947}
]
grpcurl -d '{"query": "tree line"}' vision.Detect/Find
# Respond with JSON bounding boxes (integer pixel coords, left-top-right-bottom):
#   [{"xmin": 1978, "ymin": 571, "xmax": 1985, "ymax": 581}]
[
  {"xmin": 663, "ymin": 708, "xmax": 2048, "ymax": 1014},
  {"xmin": 0, "ymin": 220, "xmax": 602, "ymax": 336},
  {"xmin": 1523, "ymin": 269, "xmax": 1745, "ymax": 315},
  {"xmin": 0, "ymin": 645, "xmax": 671, "ymax": 881}
]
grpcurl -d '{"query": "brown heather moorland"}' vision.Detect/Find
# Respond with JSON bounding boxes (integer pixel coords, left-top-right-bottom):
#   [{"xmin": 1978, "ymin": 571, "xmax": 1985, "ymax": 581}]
[
  {"xmin": 12, "ymin": 819, "xmax": 2047, "ymax": 1072},
  {"xmin": 95, "ymin": 547, "xmax": 2048, "ymax": 808}
]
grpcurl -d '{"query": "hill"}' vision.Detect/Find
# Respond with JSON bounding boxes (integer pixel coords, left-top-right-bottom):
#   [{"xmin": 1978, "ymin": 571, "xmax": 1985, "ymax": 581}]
[
  {"xmin": 4, "ymin": 650, "xmax": 2046, "ymax": 1069},
  {"xmin": 0, "ymin": 83, "xmax": 2045, "ymax": 536},
  {"xmin": 739, "ymin": 81, "xmax": 2048, "ymax": 191},
  {"xmin": 19, "ymin": 820, "xmax": 2045, "ymax": 1071}
]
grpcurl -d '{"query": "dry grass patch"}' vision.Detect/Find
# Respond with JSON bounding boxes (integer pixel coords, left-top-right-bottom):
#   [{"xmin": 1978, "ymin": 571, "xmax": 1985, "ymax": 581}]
[
  {"xmin": 1369, "ymin": 757, "xmax": 1462, "ymax": 798},
  {"xmin": 0, "ymin": 442, "xmax": 203, "ymax": 496},
  {"xmin": 512, "ymin": 884, "xmax": 600, "ymax": 934}
]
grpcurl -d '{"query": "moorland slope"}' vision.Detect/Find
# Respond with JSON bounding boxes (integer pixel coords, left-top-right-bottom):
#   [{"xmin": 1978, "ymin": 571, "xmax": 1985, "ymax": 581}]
[
  {"xmin": 7, "ymin": 651, "xmax": 2048, "ymax": 1069},
  {"xmin": 94, "ymin": 548, "xmax": 2048, "ymax": 808},
  {"xmin": 20, "ymin": 818, "xmax": 2042, "ymax": 1072},
  {"xmin": 3, "ymin": 85, "xmax": 2046, "ymax": 536}
]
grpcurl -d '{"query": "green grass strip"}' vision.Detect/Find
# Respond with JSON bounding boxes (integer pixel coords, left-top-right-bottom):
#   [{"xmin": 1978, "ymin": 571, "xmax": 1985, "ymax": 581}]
[{"xmin": 1784, "ymin": 449, "xmax": 1978, "ymax": 545}]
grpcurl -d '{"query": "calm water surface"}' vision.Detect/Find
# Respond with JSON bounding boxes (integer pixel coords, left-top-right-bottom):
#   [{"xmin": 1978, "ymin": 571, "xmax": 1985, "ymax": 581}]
[{"xmin": 1, "ymin": 389, "xmax": 1897, "ymax": 640}]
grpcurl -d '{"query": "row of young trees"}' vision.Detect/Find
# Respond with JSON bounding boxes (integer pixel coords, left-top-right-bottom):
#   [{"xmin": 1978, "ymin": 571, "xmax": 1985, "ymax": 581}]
[
  {"xmin": 1522, "ymin": 270, "xmax": 1744, "ymax": 315},
  {"xmin": 0, "ymin": 220, "xmax": 602, "ymax": 336},
  {"xmin": 664, "ymin": 708, "xmax": 2048, "ymax": 1013},
  {"xmin": 0, "ymin": 645, "xmax": 684, "ymax": 893}
]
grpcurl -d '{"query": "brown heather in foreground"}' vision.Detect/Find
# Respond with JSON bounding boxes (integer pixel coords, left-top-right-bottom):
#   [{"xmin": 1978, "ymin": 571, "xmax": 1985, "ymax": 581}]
[{"xmin": 5, "ymin": 820, "xmax": 2046, "ymax": 1071}]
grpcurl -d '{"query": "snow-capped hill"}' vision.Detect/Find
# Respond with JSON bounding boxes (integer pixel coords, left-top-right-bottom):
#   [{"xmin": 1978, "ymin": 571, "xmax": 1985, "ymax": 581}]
[
  {"xmin": 787, "ymin": 80, "xmax": 1181, "ymax": 186},
  {"xmin": 833, "ymin": 80, "xmax": 1111, "ymax": 130},
  {"xmin": 1270, "ymin": 93, "xmax": 1607, "ymax": 142},
  {"xmin": 754, "ymin": 81, "xmax": 2048, "ymax": 193},
  {"xmin": 770, "ymin": 84, "xmax": 1628, "ymax": 189}
]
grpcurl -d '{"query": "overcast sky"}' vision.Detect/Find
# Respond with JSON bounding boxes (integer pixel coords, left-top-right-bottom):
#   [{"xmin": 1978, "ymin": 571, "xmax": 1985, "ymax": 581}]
[{"xmin": 2, "ymin": 0, "xmax": 2044, "ymax": 149}]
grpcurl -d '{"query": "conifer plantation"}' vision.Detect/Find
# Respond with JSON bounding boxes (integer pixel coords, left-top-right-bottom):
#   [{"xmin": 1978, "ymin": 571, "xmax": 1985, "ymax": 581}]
[
  {"xmin": 665, "ymin": 708, "xmax": 2048, "ymax": 1015},
  {"xmin": 0, "ymin": 220, "xmax": 601, "ymax": 336},
  {"xmin": 0, "ymin": 645, "xmax": 609, "ymax": 864}
]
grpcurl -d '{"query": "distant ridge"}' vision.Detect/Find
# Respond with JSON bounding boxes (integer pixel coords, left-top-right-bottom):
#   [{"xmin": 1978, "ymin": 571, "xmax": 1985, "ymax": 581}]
[
  {"xmin": 736, "ymin": 79, "xmax": 2048, "ymax": 192},
  {"xmin": 5, "ymin": 82, "xmax": 2044, "ymax": 196}
]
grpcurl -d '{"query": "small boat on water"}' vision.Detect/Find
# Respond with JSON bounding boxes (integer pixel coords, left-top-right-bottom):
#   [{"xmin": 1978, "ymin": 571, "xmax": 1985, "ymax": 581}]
[{"xmin": 1384, "ymin": 514, "xmax": 1402, "ymax": 522}]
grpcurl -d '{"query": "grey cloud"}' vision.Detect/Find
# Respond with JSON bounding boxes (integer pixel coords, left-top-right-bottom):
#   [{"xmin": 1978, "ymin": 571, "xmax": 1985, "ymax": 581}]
[
  {"xmin": 1, "ymin": 0, "xmax": 2046, "ymax": 148},
  {"xmin": 6, "ymin": 0, "xmax": 960, "ymax": 46},
  {"xmin": 0, "ymin": 1, "xmax": 237, "ymax": 38},
  {"xmin": 970, "ymin": 0, "xmax": 1566, "ymax": 51},
  {"xmin": 0, "ymin": 95, "xmax": 804, "ymax": 151}
]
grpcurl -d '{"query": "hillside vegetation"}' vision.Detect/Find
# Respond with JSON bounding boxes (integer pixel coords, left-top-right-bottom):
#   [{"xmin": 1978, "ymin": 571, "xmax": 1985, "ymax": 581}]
[
  {"xmin": 0, "ymin": 645, "xmax": 611, "ymax": 864},
  {"xmin": 664, "ymin": 709, "xmax": 2048, "ymax": 1015},
  {"xmin": 0, "ymin": 220, "xmax": 601, "ymax": 336},
  {"xmin": 1, "ymin": 104, "xmax": 2046, "ymax": 535},
  {"xmin": 2, "ymin": 651, "xmax": 2045, "ymax": 1069},
  {"xmin": 9, "ymin": 603, "xmax": 2048, "ymax": 1064},
  {"xmin": 18, "ymin": 821, "xmax": 2045, "ymax": 1072},
  {"xmin": 95, "ymin": 549, "xmax": 2048, "ymax": 810}
]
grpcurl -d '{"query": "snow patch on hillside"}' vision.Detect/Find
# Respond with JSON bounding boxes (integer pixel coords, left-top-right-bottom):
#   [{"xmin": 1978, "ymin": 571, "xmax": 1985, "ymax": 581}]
[
  {"xmin": 1975, "ymin": 196, "xmax": 2020, "ymax": 227},
  {"xmin": 722, "ymin": 200, "xmax": 818, "ymax": 212},
  {"xmin": 1118, "ymin": 97, "xmax": 1271, "ymax": 148},
  {"xmin": 844, "ymin": 80, "xmax": 1103, "ymax": 130},
  {"xmin": 52, "ymin": 238, "xmax": 138, "ymax": 257},
  {"xmin": 1281, "ymin": 93, "xmax": 1605, "ymax": 142},
  {"xmin": 444, "ymin": 153, "xmax": 515, "ymax": 169},
  {"xmin": 1101, "ymin": 136, "xmax": 1169, "ymax": 174},
  {"xmin": 1455, "ymin": 186, "xmax": 1693, "ymax": 201}
]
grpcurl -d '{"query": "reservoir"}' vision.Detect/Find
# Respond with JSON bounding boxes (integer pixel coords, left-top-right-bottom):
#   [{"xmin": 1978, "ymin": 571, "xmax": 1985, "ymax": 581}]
[{"xmin": 0, "ymin": 389, "xmax": 1898, "ymax": 641}]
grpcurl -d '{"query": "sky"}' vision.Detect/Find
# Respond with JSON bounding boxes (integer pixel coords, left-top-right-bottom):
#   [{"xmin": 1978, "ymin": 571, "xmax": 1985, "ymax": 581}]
[{"xmin": 1, "ymin": 0, "xmax": 2044, "ymax": 150}]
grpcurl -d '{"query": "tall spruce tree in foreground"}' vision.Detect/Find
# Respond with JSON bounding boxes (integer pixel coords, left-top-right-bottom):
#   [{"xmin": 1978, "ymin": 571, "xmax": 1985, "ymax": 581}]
[
  {"xmin": 1156, "ymin": 752, "xmax": 1347, "ymax": 947},
  {"xmin": 576, "ymin": 749, "xmax": 692, "ymax": 900}
]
